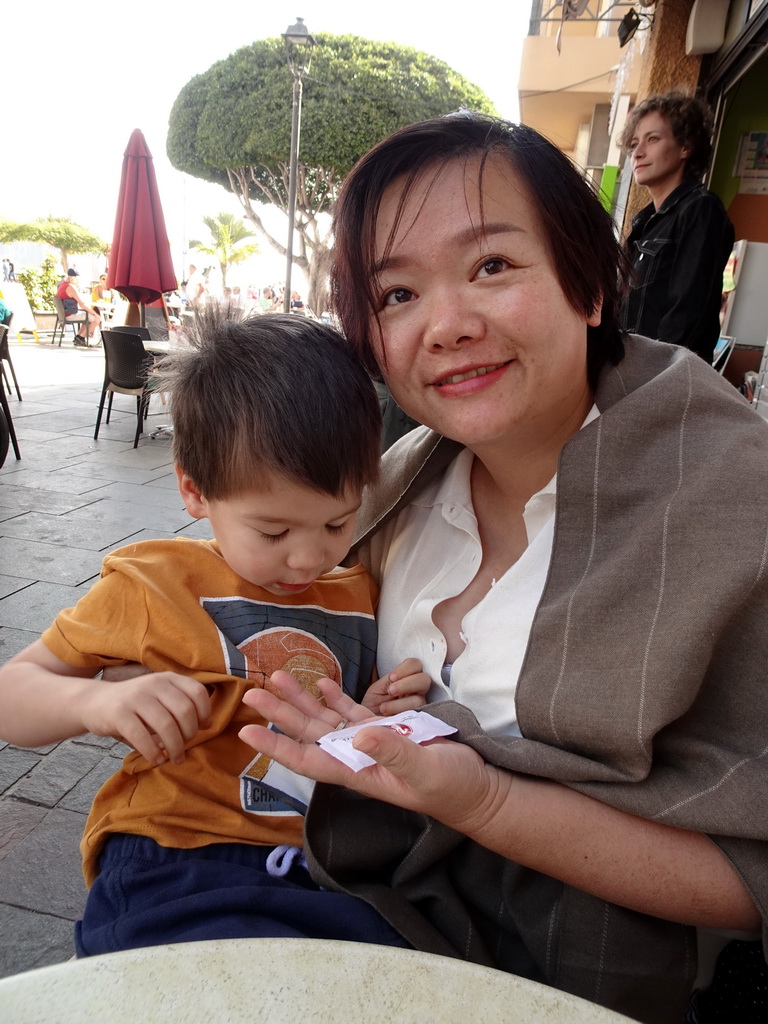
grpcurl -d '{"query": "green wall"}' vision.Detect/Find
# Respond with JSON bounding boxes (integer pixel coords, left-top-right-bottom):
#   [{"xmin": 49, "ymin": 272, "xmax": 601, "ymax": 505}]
[{"xmin": 710, "ymin": 55, "xmax": 768, "ymax": 208}]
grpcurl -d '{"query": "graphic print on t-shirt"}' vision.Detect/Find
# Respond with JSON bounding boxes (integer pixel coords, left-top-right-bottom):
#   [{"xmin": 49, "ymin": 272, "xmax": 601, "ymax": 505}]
[{"xmin": 202, "ymin": 596, "xmax": 377, "ymax": 817}]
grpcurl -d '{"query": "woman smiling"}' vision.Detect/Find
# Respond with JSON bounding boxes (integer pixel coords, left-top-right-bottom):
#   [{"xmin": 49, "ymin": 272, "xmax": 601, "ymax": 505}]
[{"xmin": 240, "ymin": 113, "xmax": 768, "ymax": 1023}]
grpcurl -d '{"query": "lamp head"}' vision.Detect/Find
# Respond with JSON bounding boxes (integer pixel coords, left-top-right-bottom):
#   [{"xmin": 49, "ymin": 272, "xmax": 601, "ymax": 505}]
[
  {"xmin": 283, "ymin": 17, "xmax": 316, "ymax": 75},
  {"xmin": 618, "ymin": 8, "xmax": 641, "ymax": 47}
]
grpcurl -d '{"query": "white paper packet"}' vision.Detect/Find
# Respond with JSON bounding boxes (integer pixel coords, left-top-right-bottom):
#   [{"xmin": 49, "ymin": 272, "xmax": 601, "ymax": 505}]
[{"xmin": 316, "ymin": 709, "xmax": 457, "ymax": 771}]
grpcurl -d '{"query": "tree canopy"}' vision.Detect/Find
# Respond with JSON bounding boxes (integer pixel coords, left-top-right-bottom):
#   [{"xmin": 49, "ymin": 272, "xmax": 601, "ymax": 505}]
[
  {"xmin": 167, "ymin": 33, "xmax": 496, "ymax": 310},
  {"xmin": 0, "ymin": 217, "xmax": 106, "ymax": 274}
]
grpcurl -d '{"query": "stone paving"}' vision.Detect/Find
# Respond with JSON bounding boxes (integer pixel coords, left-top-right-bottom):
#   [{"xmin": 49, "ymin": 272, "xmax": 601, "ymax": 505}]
[{"xmin": 0, "ymin": 334, "xmax": 212, "ymax": 979}]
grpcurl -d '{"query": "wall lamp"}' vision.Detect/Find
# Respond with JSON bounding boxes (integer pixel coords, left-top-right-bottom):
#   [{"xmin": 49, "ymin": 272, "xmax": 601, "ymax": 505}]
[{"xmin": 618, "ymin": 9, "xmax": 642, "ymax": 48}]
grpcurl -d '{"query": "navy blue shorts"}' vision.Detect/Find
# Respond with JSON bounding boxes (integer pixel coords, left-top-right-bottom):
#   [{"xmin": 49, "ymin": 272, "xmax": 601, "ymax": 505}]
[{"xmin": 75, "ymin": 834, "xmax": 411, "ymax": 957}]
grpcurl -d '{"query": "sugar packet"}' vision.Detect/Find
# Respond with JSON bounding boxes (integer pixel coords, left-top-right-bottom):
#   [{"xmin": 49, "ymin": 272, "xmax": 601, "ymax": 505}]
[{"xmin": 317, "ymin": 709, "xmax": 457, "ymax": 771}]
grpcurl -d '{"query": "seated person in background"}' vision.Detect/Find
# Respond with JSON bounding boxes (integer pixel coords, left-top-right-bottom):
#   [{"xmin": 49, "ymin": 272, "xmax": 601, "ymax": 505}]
[
  {"xmin": 0, "ymin": 309, "xmax": 429, "ymax": 958},
  {"xmin": 618, "ymin": 92, "xmax": 734, "ymax": 363},
  {"xmin": 91, "ymin": 274, "xmax": 111, "ymax": 304},
  {"xmin": 91, "ymin": 274, "xmax": 114, "ymax": 322},
  {"xmin": 257, "ymin": 286, "xmax": 280, "ymax": 313},
  {"xmin": 56, "ymin": 269, "xmax": 100, "ymax": 346},
  {"xmin": 290, "ymin": 290, "xmax": 305, "ymax": 314}
]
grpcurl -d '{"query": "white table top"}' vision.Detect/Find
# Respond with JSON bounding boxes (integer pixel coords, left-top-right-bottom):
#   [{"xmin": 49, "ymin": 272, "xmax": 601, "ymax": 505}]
[
  {"xmin": 0, "ymin": 938, "xmax": 633, "ymax": 1024},
  {"xmin": 144, "ymin": 340, "xmax": 171, "ymax": 356}
]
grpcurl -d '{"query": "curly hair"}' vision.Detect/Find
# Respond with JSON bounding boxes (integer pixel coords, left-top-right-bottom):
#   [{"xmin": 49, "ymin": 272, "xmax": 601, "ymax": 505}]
[{"xmin": 618, "ymin": 91, "xmax": 714, "ymax": 179}]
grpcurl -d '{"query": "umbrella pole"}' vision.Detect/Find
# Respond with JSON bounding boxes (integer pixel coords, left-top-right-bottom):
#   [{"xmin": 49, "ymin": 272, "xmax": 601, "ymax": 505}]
[{"xmin": 140, "ymin": 303, "xmax": 146, "ymax": 329}]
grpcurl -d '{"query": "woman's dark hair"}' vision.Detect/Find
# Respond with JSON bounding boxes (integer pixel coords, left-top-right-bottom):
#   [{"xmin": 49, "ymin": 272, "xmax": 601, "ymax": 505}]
[
  {"xmin": 330, "ymin": 111, "xmax": 629, "ymax": 390},
  {"xmin": 618, "ymin": 91, "xmax": 714, "ymax": 179}
]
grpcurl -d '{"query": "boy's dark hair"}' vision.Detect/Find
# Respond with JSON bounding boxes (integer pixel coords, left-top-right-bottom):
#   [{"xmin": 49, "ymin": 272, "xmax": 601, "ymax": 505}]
[
  {"xmin": 156, "ymin": 309, "xmax": 381, "ymax": 500},
  {"xmin": 330, "ymin": 111, "xmax": 629, "ymax": 391},
  {"xmin": 618, "ymin": 91, "xmax": 714, "ymax": 179}
]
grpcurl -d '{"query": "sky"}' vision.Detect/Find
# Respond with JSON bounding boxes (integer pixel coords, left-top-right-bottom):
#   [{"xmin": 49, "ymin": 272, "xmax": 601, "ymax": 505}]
[{"xmin": 1, "ymin": 2, "xmax": 529, "ymax": 289}]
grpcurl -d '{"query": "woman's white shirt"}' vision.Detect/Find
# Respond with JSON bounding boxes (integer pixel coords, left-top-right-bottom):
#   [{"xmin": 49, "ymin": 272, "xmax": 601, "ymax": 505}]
[{"xmin": 370, "ymin": 406, "xmax": 600, "ymax": 738}]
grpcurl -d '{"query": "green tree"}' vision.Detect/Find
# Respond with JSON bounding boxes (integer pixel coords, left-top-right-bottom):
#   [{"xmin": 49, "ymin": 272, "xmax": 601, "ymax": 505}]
[
  {"xmin": 0, "ymin": 217, "xmax": 106, "ymax": 275},
  {"xmin": 167, "ymin": 34, "xmax": 496, "ymax": 312},
  {"xmin": 188, "ymin": 212, "xmax": 259, "ymax": 287},
  {"xmin": 16, "ymin": 255, "xmax": 61, "ymax": 312}
]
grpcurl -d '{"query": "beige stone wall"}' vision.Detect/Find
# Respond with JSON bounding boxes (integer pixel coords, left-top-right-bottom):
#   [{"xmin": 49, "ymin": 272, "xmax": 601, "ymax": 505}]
[
  {"xmin": 519, "ymin": 34, "xmax": 641, "ymax": 153},
  {"xmin": 621, "ymin": 0, "xmax": 703, "ymax": 234}
]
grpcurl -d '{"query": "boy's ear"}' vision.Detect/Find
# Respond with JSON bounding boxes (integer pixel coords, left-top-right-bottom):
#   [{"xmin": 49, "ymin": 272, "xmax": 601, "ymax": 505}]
[{"xmin": 175, "ymin": 466, "xmax": 208, "ymax": 519}]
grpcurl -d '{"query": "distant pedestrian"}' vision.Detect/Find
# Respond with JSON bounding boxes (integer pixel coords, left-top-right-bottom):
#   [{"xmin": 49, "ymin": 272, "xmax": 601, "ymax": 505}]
[
  {"xmin": 2, "ymin": 259, "xmax": 8, "ymax": 282},
  {"xmin": 257, "ymin": 286, "xmax": 279, "ymax": 313},
  {"xmin": 219, "ymin": 286, "xmax": 234, "ymax": 312},
  {"xmin": 185, "ymin": 265, "xmax": 206, "ymax": 308},
  {"xmin": 7, "ymin": 261, "xmax": 15, "ymax": 282}
]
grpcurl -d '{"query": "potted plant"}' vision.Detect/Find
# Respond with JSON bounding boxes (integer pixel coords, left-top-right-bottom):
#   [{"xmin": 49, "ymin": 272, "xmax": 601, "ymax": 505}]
[{"xmin": 17, "ymin": 256, "xmax": 63, "ymax": 341}]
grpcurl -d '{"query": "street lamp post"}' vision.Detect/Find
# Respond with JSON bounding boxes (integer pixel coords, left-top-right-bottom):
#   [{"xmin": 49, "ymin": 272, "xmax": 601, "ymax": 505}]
[{"xmin": 282, "ymin": 17, "xmax": 316, "ymax": 314}]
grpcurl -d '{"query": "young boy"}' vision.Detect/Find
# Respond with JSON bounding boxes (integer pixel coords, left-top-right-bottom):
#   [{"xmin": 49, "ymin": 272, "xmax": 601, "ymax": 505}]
[{"xmin": 0, "ymin": 311, "xmax": 428, "ymax": 956}]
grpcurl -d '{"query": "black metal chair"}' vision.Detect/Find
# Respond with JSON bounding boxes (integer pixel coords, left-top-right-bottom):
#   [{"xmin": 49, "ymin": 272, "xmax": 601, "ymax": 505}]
[
  {"xmin": 143, "ymin": 306, "xmax": 170, "ymax": 340},
  {"xmin": 95, "ymin": 329, "xmax": 155, "ymax": 448},
  {"xmin": 52, "ymin": 296, "xmax": 88, "ymax": 346},
  {"xmin": 109, "ymin": 325, "xmax": 152, "ymax": 341},
  {"xmin": 109, "ymin": 326, "xmax": 172, "ymax": 436},
  {"xmin": 0, "ymin": 406, "xmax": 8, "ymax": 468},
  {"xmin": 0, "ymin": 371, "xmax": 20, "ymax": 463},
  {"xmin": 0, "ymin": 320, "xmax": 21, "ymax": 400}
]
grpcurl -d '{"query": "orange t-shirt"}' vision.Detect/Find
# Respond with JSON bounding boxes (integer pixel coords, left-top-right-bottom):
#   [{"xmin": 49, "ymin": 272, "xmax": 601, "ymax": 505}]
[{"xmin": 42, "ymin": 538, "xmax": 378, "ymax": 886}]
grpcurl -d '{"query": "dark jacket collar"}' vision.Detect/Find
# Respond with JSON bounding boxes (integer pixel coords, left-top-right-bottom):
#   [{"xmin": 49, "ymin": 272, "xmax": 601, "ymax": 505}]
[{"xmin": 632, "ymin": 176, "xmax": 704, "ymax": 229}]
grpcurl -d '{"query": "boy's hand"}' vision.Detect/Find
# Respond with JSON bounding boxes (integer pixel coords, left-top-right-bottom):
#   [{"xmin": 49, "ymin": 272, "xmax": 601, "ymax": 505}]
[
  {"xmin": 362, "ymin": 657, "xmax": 431, "ymax": 716},
  {"xmin": 80, "ymin": 672, "xmax": 212, "ymax": 766}
]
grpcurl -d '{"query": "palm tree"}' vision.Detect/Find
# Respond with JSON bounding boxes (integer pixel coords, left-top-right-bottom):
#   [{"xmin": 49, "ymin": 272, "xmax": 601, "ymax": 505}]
[{"xmin": 189, "ymin": 213, "xmax": 259, "ymax": 287}]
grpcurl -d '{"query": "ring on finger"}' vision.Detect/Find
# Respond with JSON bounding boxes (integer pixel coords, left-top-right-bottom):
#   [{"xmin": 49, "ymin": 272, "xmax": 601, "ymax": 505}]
[{"xmin": 334, "ymin": 717, "xmax": 349, "ymax": 731}]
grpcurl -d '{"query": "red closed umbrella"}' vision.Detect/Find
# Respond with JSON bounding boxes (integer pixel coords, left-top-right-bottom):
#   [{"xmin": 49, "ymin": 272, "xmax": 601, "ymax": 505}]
[{"xmin": 107, "ymin": 129, "xmax": 177, "ymax": 324}]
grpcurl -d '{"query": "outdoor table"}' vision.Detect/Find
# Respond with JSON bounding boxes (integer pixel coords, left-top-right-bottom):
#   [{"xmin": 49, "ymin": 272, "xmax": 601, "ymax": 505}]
[
  {"xmin": 144, "ymin": 340, "xmax": 171, "ymax": 357},
  {"xmin": 96, "ymin": 303, "xmax": 116, "ymax": 324},
  {"xmin": 0, "ymin": 938, "xmax": 633, "ymax": 1023}
]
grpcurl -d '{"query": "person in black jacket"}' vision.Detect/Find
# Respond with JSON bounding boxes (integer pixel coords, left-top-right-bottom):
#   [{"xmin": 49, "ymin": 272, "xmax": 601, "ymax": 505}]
[{"xmin": 618, "ymin": 92, "xmax": 734, "ymax": 364}]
